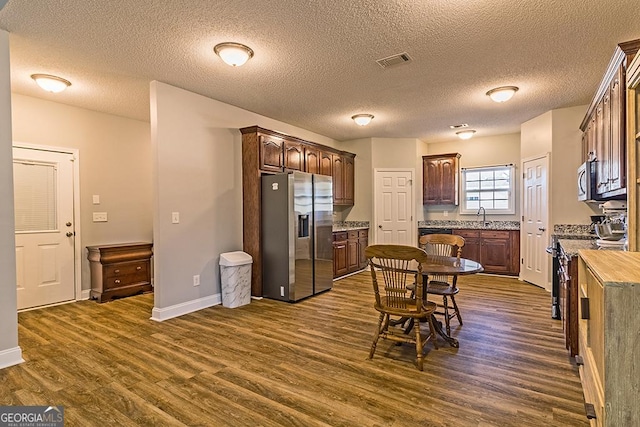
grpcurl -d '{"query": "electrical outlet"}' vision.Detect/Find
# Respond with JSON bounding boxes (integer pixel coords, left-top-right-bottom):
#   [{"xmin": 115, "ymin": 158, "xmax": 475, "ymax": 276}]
[
  {"xmin": 193, "ymin": 275, "xmax": 200, "ymax": 286},
  {"xmin": 443, "ymin": 210, "xmax": 448, "ymax": 217},
  {"xmin": 92, "ymin": 212, "xmax": 108, "ymax": 222}
]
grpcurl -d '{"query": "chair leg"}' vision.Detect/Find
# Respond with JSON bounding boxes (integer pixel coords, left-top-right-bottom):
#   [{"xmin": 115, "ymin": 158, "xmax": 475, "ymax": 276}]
[
  {"xmin": 442, "ymin": 296, "xmax": 451, "ymax": 336},
  {"xmin": 451, "ymin": 295, "xmax": 463, "ymax": 326},
  {"xmin": 369, "ymin": 312, "xmax": 386, "ymax": 359},
  {"xmin": 413, "ymin": 320, "xmax": 424, "ymax": 371}
]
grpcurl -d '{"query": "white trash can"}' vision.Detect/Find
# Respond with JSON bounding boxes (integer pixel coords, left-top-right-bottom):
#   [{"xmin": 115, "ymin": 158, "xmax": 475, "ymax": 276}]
[{"xmin": 219, "ymin": 251, "xmax": 253, "ymax": 308}]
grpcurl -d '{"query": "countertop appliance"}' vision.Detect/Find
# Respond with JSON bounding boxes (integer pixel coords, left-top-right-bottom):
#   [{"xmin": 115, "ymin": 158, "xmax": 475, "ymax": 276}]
[
  {"xmin": 261, "ymin": 171, "xmax": 333, "ymax": 302},
  {"xmin": 577, "ymin": 161, "xmax": 598, "ymax": 201}
]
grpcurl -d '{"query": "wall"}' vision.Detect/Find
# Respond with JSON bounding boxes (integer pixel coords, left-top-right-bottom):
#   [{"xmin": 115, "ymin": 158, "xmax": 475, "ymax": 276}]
[
  {"xmin": 422, "ymin": 133, "xmax": 522, "ymax": 221},
  {"xmin": 150, "ymin": 81, "xmax": 337, "ymax": 319},
  {"xmin": 550, "ymin": 105, "xmax": 600, "ymax": 224},
  {"xmin": 0, "ymin": 29, "xmax": 21, "ymax": 368},
  {"xmin": 11, "ymin": 94, "xmax": 153, "ymax": 291}
]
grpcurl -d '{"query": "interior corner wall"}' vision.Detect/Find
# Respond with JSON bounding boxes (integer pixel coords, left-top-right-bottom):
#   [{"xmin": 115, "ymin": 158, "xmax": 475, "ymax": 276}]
[
  {"xmin": 550, "ymin": 105, "xmax": 600, "ymax": 224},
  {"xmin": 0, "ymin": 29, "xmax": 21, "ymax": 368},
  {"xmin": 10, "ymin": 94, "xmax": 153, "ymax": 291},
  {"xmin": 521, "ymin": 111, "xmax": 553, "ymax": 160},
  {"xmin": 150, "ymin": 81, "xmax": 337, "ymax": 314}
]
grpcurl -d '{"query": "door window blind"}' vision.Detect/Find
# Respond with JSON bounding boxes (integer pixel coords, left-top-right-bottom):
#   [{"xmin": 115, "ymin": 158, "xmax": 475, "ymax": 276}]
[{"xmin": 13, "ymin": 160, "xmax": 57, "ymax": 232}]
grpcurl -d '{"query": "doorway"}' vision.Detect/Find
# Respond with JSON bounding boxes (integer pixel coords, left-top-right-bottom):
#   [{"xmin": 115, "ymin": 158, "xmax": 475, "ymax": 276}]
[
  {"xmin": 521, "ymin": 154, "xmax": 550, "ymax": 290},
  {"xmin": 373, "ymin": 169, "xmax": 415, "ymax": 245},
  {"xmin": 13, "ymin": 144, "xmax": 81, "ymax": 310}
]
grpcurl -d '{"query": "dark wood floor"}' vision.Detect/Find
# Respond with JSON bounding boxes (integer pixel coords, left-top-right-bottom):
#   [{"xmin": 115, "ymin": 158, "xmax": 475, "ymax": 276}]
[{"xmin": 1, "ymin": 273, "xmax": 588, "ymax": 426}]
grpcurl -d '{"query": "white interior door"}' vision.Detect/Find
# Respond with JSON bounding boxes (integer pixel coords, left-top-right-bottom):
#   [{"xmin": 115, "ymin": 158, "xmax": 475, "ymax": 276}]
[
  {"xmin": 521, "ymin": 155, "xmax": 550, "ymax": 290},
  {"xmin": 13, "ymin": 147, "xmax": 75, "ymax": 310},
  {"xmin": 374, "ymin": 169, "xmax": 414, "ymax": 245}
]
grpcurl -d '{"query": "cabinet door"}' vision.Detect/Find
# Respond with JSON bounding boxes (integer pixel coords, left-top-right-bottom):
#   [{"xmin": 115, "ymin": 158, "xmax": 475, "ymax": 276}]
[
  {"xmin": 595, "ymin": 99, "xmax": 610, "ymax": 194},
  {"xmin": 333, "ymin": 240, "xmax": 348, "ymax": 277},
  {"xmin": 480, "ymin": 234, "xmax": 511, "ymax": 274},
  {"xmin": 422, "ymin": 158, "xmax": 441, "ymax": 204},
  {"xmin": 609, "ymin": 66, "xmax": 625, "ymax": 191},
  {"xmin": 347, "ymin": 236, "xmax": 359, "ymax": 272},
  {"xmin": 319, "ymin": 151, "xmax": 333, "ymax": 176},
  {"xmin": 343, "ymin": 155, "xmax": 355, "ymax": 205},
  {"xmin": 284, "ymin": 140, "xmax": 304, "ymax": 171},
  {"xmin": 439, "ymin": 157, "xmax": 457, "ymax": 205},
  {"xmin": 358, "ymin": 237, "xmax": 368, "ymax": 269},
  {"xmin": 453, "ymin": 230, "xmax": 480, "ymax": 264},
  {"xmin": 304, "ymin": 146, "xmax": 320, "ymax": 174},
  {"xmin": 333, "ymin": 155, "xmax": 345, "ymax": 204},
  {"xmin": 259, "ymin": 135, "xmax": 284, "ymax": 172}
]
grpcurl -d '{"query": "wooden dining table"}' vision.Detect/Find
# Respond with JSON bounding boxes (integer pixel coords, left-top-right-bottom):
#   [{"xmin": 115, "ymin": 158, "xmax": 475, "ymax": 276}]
[{"xmin": 396, "ymin": 254, "xmax": 483, "ymax": 348}]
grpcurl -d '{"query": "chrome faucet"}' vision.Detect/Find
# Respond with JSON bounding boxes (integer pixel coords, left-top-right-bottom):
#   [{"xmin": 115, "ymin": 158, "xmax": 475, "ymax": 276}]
[{"xmin": 477, "ymin": 206, "xmax": 489, "ymax": 226}]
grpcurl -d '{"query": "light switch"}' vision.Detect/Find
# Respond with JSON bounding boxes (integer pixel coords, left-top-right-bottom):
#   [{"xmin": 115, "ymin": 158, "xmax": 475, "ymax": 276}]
[
  {"xmin": 172, "ymin": 212, "xmax": 180, "ymax": 224},
  {"xmin": 92, "ymin": 195, "xmax": 100, "ymax": 205},
  {"xmin": 93, "ymin": 212, "xmax": 108, "ymax": 222}
]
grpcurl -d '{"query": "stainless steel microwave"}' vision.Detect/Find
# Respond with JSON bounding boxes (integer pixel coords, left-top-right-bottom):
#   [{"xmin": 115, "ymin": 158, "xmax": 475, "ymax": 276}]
[{"xmin": 578, "ymin": 161, "xmax": 598, "ymax": 201}]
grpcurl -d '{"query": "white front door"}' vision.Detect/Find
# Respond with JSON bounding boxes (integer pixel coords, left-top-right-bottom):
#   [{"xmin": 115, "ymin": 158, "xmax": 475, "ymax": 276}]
[
  {"xmin": 374, "ymin": 169, "xmax": 415, "ymax": 245},
  {"xmin": 521, "ymin": 155, "xmax": 550, "ymax": 290},
  {"xmin": 13, "ymin": 147, "xmax": 76, "ymax": 310}
]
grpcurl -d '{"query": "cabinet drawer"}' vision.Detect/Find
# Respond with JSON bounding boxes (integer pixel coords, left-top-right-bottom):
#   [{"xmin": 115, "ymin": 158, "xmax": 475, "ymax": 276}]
[
  {"xmin": 347, "ymin": 230, "xmax": 359, "ymax": 240},
  {"xmin": 358, "ymin": 229, "xmax": 368, "ymax": 238},
  {"xmin": 333, "ymin": 232, "xmax": 348, "ymax": 242},
  {"xmin": 103, "ymin": 272, "xmax": 149, "ymax": 290},
  {"xmin": 453, "ymin": 229, "xmax": 479, "ymax": 238},
  {"xmin": 480, "ymin": 230, "xmax": 510, "ymax": 239},
  {"xmin": 105, "ymin": 261, "xmax": 148, "ymax": 279}
]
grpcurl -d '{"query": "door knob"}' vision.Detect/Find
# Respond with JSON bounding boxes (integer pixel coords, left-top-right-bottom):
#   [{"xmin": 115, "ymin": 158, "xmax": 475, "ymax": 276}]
[
  {"xmin": 66, "ymin": 232, "xmax": 74, "ymax": 237},
  {"xmin": 538, "ymin": 227, "xmax": 546, "ymax": 232}
]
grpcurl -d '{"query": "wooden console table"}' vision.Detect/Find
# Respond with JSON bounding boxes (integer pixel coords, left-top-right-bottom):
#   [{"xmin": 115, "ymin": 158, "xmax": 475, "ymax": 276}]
[{"xmin": 87, "ymin": 242, "xmax": 153, "ymax": 303}]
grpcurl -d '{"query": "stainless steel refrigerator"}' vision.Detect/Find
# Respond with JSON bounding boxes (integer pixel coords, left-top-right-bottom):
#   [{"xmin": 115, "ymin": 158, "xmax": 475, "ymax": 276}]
[{"xmin": 261, "ymin": 171, "xmax": 333, "ymax": 302}]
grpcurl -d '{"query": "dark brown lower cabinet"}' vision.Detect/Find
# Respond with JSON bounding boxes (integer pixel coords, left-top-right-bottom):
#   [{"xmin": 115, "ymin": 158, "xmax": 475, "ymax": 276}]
[
  {"xmin": 333, "ymin": 229, "xmax": 368, "ymax": 278},
  {"xmin": 452, "ymin": 229, "xmax": 520, "ymax": 275}
]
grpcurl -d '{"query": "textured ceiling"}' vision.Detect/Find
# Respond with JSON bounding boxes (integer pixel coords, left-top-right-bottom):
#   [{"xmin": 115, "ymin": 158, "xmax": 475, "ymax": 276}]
[{"xmin": 1, "ymin": 0, "xmax": 639, "ymax": 142}]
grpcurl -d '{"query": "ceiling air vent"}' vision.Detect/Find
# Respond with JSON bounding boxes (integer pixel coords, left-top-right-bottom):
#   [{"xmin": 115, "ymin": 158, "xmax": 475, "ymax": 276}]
[{"xmin": 376, "ymin": 52, "xmax": 412, "ymax": 69}]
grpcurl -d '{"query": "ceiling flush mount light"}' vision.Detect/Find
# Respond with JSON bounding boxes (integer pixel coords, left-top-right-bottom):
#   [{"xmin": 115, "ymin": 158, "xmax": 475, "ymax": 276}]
[
  {"xmin": 31, "ymin": 74, "xmax": 71, "ymax": 93},
  {"xmin": 213, "ymin": 42, "xmax": 254, "ymax": 66},
  {"xmin": 486, "ymin": 86, "xmax": 519, "ymax": 103},
  {"xmin": 456, "ymin": 130, "xmax": 476, "ymax": 140},
  {"xmin": 351, "ymin": 114, "xmax": 374, "ymax": 126}
]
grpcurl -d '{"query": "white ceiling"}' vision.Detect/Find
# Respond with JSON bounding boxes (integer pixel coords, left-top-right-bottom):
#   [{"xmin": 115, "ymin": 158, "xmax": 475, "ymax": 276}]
[{"xmin": 1, "ymin": 0, "xmax": 639, "ymax": 142}]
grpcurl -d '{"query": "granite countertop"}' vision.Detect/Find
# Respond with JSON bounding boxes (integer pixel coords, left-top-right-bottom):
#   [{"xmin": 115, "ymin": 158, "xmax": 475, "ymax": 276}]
[
  {"xmin": 333, "ymin": 221, "xmax": 369, "ymax": 232},
  {"xmin": 418, "ymin": 220, "xmax": 520, "ymax": 231},
  {"xmin": 558, "ymin": 238, "xmax": 627, "ymax": 256}
]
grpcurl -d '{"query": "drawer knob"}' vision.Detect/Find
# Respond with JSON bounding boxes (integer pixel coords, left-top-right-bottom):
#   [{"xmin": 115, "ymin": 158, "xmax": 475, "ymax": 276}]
[
  {"xmin": 136, "ymin": 266, "xmax": 142, "ymax": 271},
  {"xmin": 114, "ymin": 279, "xmax": 121, "ymax": 284},
  {"xmin": 114, "ymin": 269, "xmax": 120, "ymax": 274}
]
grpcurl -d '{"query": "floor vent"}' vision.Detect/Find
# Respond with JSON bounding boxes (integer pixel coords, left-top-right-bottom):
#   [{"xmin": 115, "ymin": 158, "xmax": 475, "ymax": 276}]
[{"xmin": 376, "ymin": 52, "xmax": 412, "ymax": 69}]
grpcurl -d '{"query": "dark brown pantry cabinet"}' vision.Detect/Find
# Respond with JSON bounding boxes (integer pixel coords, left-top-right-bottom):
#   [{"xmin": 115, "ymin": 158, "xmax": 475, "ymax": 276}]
[{"xmin": 422, "ymin": 153, "xmax": 461, "ymax": 205}]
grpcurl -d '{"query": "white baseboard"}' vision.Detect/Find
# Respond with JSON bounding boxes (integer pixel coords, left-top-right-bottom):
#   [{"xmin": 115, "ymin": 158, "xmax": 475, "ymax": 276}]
[
  {"xmin": 0, "ymin": 346, "xmax": 24, "ymax": 370},
  {"xmin": 150, "ymin": 293, "xmax": 221, "ymax": 322},
  {"xmin": 80, "ymin": 289, "xmax": 91, "ymax": 300}
]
